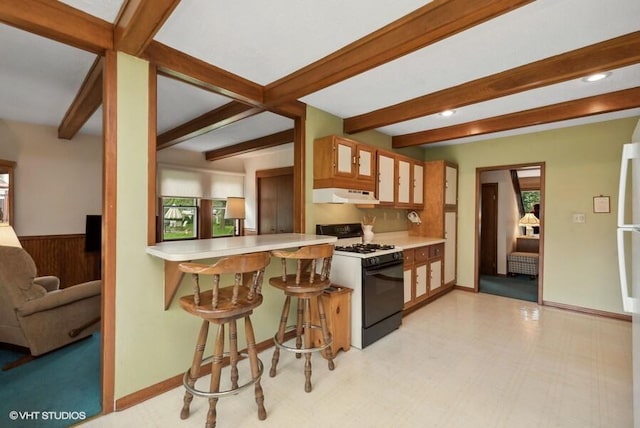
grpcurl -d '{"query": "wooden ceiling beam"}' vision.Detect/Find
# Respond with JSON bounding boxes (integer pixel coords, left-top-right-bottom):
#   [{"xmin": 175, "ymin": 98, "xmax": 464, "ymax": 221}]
[
  {"xmin": 157, "ymin": 101, "xmax": 263, "ymax": 150},
  {"xmin": 114, "ymin": 0, "xmax": 181, "ymax": 56},
  {"xmin": 346, "ymin": 31, "xmax": 640, "ymax": 134},
  {"xmin": 0, "ymin": 0, "xmax": 112, "ymax": 54},
  {"xmin": 392, "ymin": 87, "xmax": 640, "ymax": 147},
  {"xmin": 143, "ymin": 41, "xmax": 264, "ymax": 106},
  {"xmin": 205, "ymin": 129, "xmax": 295, "ymax": 161},
  {"xmin": 263, "ymin": 0, "xmax": 533, "ymax": 105},
  {"xmin": 58, "ymin": 56, "xmax": 103, "ymax": 139}
]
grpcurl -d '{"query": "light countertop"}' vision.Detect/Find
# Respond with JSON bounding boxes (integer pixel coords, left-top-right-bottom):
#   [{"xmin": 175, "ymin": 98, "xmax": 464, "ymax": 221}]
[
  {"xmin": 336, "ymin": 231, "xmax": 445, "ymax": 249},
  {"xmin": 146, "ymin": 233, "xmax": 337, "ymax": 262}
]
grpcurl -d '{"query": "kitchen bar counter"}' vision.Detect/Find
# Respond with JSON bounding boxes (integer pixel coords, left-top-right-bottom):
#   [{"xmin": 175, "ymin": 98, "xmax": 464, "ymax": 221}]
[
  {"xmin": 147, "ymin": 233, "xmax": 337, "ymax": 262},
  {"xmin": 147, "ymin": 233, "xmax": 337, "ymax": 309}
]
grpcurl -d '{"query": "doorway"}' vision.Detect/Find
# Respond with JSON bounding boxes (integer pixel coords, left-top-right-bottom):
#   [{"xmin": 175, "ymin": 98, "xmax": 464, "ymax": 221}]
[{"xmin": 475, "ymin": 163, "xmax": 545, "ymax": 304}]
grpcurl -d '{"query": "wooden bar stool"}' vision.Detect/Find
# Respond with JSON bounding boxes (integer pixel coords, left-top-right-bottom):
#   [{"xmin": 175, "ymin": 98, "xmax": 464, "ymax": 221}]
[
  {"xmin": 178, "ymin": 252, "xmax": 270, "ymax": 428},
  {"xmin": 268, "ymin": 243, "xmax": 335, "ymax": 392}
]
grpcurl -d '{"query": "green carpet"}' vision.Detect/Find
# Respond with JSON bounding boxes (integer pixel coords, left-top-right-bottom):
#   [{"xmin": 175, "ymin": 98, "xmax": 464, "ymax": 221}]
[
  {"xmin": 479, "ymin": 274, "xmax": 538, "ymax": 302},
  {"xmin": 0, "ymin": 334, "xmax": 101, "ymax": 428}
]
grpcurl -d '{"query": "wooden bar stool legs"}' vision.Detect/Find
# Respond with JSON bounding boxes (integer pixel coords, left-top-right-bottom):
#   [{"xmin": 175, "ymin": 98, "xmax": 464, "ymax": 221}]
[
  {"xmin": 269, "ymin": 292, "xmax": 335, "ymax": 392},
  {"xmin": 178, "ymin": 252, "xmax": 270, "ymax": 428},
  {"xmin": 181, "ymin": 317, "xmax": 266, "ymax": 428}
]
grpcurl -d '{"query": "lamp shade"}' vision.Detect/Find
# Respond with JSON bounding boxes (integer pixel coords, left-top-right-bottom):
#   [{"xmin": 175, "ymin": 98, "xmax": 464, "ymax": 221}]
[
  {"xmin": 0, "ymin": 224, "xmax": 21, "ymax": 247},
  {"xmin": 519, "ymin": 212, "xmax": 539, "ymax": 226},
  {"xmin": 224, "ymin": 197, "xmax": 246, "ymax": 219}
]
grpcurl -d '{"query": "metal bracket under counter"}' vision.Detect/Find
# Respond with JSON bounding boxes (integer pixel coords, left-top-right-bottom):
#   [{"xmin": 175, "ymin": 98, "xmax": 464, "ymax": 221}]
[{"xmin": 146, "ymin": 233, "xmax": 338, "ymax": 310}]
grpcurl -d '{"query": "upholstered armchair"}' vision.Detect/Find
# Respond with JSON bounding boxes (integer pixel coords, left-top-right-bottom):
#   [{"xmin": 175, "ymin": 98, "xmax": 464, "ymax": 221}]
[{"xmin": 0, "ymin": 245, "xmax": 101, "ymax": 357}]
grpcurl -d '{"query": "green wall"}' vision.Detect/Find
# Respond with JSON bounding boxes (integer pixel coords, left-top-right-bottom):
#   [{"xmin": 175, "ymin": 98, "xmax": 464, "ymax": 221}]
[
  {"xmin": 113, "ymin": 53, "xmax": 292, "ymax": 399},
  {"xmin": 423, "ymin": 117, "xmax": 639, "ymax": 314}
]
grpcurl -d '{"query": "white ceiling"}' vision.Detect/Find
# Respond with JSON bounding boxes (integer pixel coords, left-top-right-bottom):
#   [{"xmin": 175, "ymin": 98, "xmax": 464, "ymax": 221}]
[{"xmin": 1, "ymin": 0, "xmax": 639, "ymax": 153}]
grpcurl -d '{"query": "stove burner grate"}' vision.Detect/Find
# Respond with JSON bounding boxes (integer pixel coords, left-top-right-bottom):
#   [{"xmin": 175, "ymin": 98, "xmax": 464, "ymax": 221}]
[{"xmin": 334, "ymin": 243, "xmax": 395, "ymax": 254}]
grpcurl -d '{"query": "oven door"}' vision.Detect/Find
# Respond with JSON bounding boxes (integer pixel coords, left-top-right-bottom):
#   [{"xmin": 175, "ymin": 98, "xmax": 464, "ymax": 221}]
[{"xmin": 361, "ymin": 259, "xmax": 404, "ymax": 329}]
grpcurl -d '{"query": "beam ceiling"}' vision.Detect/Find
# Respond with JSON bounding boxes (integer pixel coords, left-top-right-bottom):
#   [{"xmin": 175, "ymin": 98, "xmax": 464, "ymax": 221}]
[
  {"xmin": 58, "ymin": 56, "xmax": 103, "ymax": 139},
  {"xmin": 392, "ymin": 87, "xmax": 640, "ymax": 147},
  {"xmin": 0, "ymin": 0, "xmax": 112, "ymax": 54},
  {"xmin": 345, "ymin": 31, "xmax": 640, "ymax": 134},
  {"xmin": 263, "ymin": 0, "xmax": 533, "ymax": 106},
  {"xmin": 157, "ymin": 101, "xmax": 263, "ymax": 150},
  {"xmin": 205, "ymin": 129, "xmax": 295, "ymax": 161}
]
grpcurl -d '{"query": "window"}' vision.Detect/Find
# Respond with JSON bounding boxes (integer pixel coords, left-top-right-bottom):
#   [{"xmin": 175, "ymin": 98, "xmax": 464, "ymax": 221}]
[
  {"xmin": 162, "ymin": 197, "xmax": 197, "ymax": 241},
  {"xmin": 212, "ymin": 199, "xmax": 235, "ymax": 237},
  {"xmin": 521, "ymin": 190, "xmax": 540, "ymax": 213}
]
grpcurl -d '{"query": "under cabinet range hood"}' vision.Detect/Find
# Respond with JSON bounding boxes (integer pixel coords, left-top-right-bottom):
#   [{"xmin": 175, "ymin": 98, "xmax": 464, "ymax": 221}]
[{"xmin": 312, "ymin": 188, "xmax": 380, "ymax": 204}]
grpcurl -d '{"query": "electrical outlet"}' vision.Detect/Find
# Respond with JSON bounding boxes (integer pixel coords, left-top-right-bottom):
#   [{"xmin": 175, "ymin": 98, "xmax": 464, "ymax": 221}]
[{"xmin": 572, "ymin": 213, "xmax": 586, "ymax": 224}]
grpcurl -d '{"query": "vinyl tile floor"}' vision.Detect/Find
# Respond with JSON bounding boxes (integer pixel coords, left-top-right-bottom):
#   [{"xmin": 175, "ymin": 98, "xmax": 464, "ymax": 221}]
[{"xmin": 80, "ymin": 291, "xmax": 633, "ymax": 428}]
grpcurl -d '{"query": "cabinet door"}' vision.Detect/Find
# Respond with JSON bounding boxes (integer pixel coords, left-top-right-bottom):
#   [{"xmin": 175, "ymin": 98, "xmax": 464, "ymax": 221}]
[
  {"xmin": 445, "ymin": 165, "xmax": 457, "ymax": 205},
  {"xmin": 413, "ymin": 162, "xmax": 424, "ymax": 206},
  {"xmin": 415, "ymin": 263, "xmax": 428, "ymax": 300},
  {"xmin": 403, "ymin": 266, "xmax": 413, "ymax": 306},
  {"xmin": 429, "ymin": 259, "xmax": 443, "ymax": 293},
  {"xmin": 335, "ymin": 139, "xmax": 356, "ymax": 178},
  {"xmin": 377, "ymin": 153, "xmax": 395, "ymax": 204},
  {"xmin": 444, "ymin": 211, "xmax": 457, "ymax": 284},
  {"xmin": 397, "ymin": 159, "xmax": 411, "ymax": 204},
  {"xmin": 357, "ymin": 146, "xmax": 375, "ymax": 181}
]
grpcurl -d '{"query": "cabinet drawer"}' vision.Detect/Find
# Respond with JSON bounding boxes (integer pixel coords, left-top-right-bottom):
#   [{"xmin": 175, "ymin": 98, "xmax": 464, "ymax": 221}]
[
  {"xmin": 429, "ymin": 243, "xmax": 444, "ymax": 259},
  {"xmin": 414, "ymin": 246, "xmax": 429, "ymax": 262},
  {"xmin": 403, "ymin": 248, "xmax": 414, "ymax": 265}
]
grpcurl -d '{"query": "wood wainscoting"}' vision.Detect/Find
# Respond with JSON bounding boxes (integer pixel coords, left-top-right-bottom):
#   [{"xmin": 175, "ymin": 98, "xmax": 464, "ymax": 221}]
[{"xmin": 19, "ymin": 234, "xmax": 101, "ymax": 288}]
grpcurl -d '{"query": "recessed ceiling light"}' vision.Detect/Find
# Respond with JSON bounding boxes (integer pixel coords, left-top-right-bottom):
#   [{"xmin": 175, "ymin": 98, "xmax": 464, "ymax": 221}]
[
  {"xmin": 439, "ymin": 109, "xmax": 456, "ymax": 117},
  {"xmin": 582, "ymin": 72, "xmax": 611, "ymax": 83}
]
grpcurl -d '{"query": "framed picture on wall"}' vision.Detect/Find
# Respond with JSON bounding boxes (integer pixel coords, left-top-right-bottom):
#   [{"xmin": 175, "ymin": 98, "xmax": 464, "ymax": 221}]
[{"xmin": 593, "ymin": 195, "xmax": 610, "ymax": 213}]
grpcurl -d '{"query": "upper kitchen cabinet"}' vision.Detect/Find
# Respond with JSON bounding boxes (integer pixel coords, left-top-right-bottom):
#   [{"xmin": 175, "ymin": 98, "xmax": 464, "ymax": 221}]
[
  {"xmin": 314, "ymin": 135, "xmax": 376, "ymax": 192},
  {"xmin": 413, "ymin": 160, "xmax": 458, "ymax": 286},
  {"xmin": 376, "ymin": 150, "xmax": 424, "ymax": 209},
  {"xmin": 376, "ymin": 150, "xmax": 396, "ymax": 205}
]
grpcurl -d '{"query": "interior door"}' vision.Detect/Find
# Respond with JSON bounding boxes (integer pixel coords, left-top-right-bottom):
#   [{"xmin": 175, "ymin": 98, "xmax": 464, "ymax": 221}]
[
  {"xmin": 258, "ymin": 168, "xmax": 293, "ymax": 234},
  {"xmin": 480, "ymin": 183, "xmax": 498, "ymax": 275}
]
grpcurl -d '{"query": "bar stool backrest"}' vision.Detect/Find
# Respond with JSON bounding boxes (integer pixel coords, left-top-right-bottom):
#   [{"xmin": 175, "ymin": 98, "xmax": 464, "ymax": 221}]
[
  {"xmin": 271, "ymin": 244, "xmax": 334, "ymax": 286},
  {"xmin": 179, "ymin": 252, "xmax": 270, "ymax": 308}
]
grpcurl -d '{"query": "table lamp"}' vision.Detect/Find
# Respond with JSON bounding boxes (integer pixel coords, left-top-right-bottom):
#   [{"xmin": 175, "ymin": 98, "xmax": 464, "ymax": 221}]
[
  {"xmin": 0, "ymin": 223, "xmax": 21, "ymax": 247},
  {"xmin": 225, "ymin": 197, "xmax": 246, "ymax": 236},
  {"xmin": 519, "ymin": 212, "xmax": 539, "ymax": 236}
]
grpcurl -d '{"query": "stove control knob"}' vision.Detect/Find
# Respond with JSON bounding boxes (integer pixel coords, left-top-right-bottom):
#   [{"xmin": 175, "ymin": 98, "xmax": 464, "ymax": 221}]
[
  {"xmin": 370, "ymin": 257, "xmax": 379, "ymax": 266},
  {"xmin": 393, "ymin": 252, "xmax": 401, "ymax": 260}
]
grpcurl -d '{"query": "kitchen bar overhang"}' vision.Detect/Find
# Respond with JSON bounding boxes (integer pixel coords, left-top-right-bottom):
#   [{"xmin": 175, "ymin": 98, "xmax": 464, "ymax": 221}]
[{"xmin": 146, "ymin": 233, "xmax": 337, "ymax": 309}]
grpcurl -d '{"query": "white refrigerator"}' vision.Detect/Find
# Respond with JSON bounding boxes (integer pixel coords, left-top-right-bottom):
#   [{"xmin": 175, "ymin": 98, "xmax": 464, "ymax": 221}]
[{"xmin": 617, "ymin": 120, "xmax": 640, "ymax": 427}]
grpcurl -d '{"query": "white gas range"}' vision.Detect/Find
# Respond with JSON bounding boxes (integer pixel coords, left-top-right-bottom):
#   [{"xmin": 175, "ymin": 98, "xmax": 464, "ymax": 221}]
[{"xmin": 316, "ymin": 223, "xmax": 404, "ymax": 349}]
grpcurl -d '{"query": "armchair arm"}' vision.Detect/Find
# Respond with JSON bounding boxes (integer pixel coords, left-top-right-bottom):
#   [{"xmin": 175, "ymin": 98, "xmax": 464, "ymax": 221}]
[
  {"xmin": 34, "ymin": 276, "xmax": 60, "ymax": 292},
  {"xmin": 17, "ymin": 280, "xmax": 101, "ymax": 317}
]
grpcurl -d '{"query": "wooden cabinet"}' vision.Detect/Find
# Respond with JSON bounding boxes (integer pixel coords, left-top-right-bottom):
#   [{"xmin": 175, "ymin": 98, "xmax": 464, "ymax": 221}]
[
  {"xmin": 403, "ymin": 243, "xmax": 445, "ymax": 310},
  {"xmin": 314, "ymin": 135, "xmax": 376, "ymax": 192},
  {"xmin": 311, "ymin": 285, "xmax": 353, "ymax": 358},
  {"xmin": 377, "ymin": 150, "xmax": 424, "ymax": 209},
  {"xmin": 377, "ymin": 151, "xmax": 395, "ymax": 205},
  {"xmin": 412, "ymin": 161, "xmax": 458, "ymax": 287}
]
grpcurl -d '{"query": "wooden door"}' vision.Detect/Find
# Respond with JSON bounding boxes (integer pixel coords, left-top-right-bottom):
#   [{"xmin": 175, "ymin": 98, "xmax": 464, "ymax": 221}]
[
  {"xmin": 258, "ymin": 168, "xmax": 293, "ymax": 235},
  {"xmin": 480, "ymin": 183, "xmax": 498, "ymax": 275}
]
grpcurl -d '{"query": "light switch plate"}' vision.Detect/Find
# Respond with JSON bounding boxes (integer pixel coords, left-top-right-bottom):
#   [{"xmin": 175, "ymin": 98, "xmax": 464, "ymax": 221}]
[{"xmin": 572, "ymin": 213, "xmax": 586, "ymax": 223}]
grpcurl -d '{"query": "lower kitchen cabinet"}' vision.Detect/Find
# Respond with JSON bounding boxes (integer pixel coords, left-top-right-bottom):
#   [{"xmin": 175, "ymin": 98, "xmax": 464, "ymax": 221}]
[{"xmin": 403, "ymin": 243, "xmax": 445, "ymax": 311}]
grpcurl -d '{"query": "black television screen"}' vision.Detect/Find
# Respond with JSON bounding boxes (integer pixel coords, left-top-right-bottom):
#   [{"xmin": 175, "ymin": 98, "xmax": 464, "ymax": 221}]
[{"xmin": 85, "ymin": 214, "xmax": 102, "ymax": 252}]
